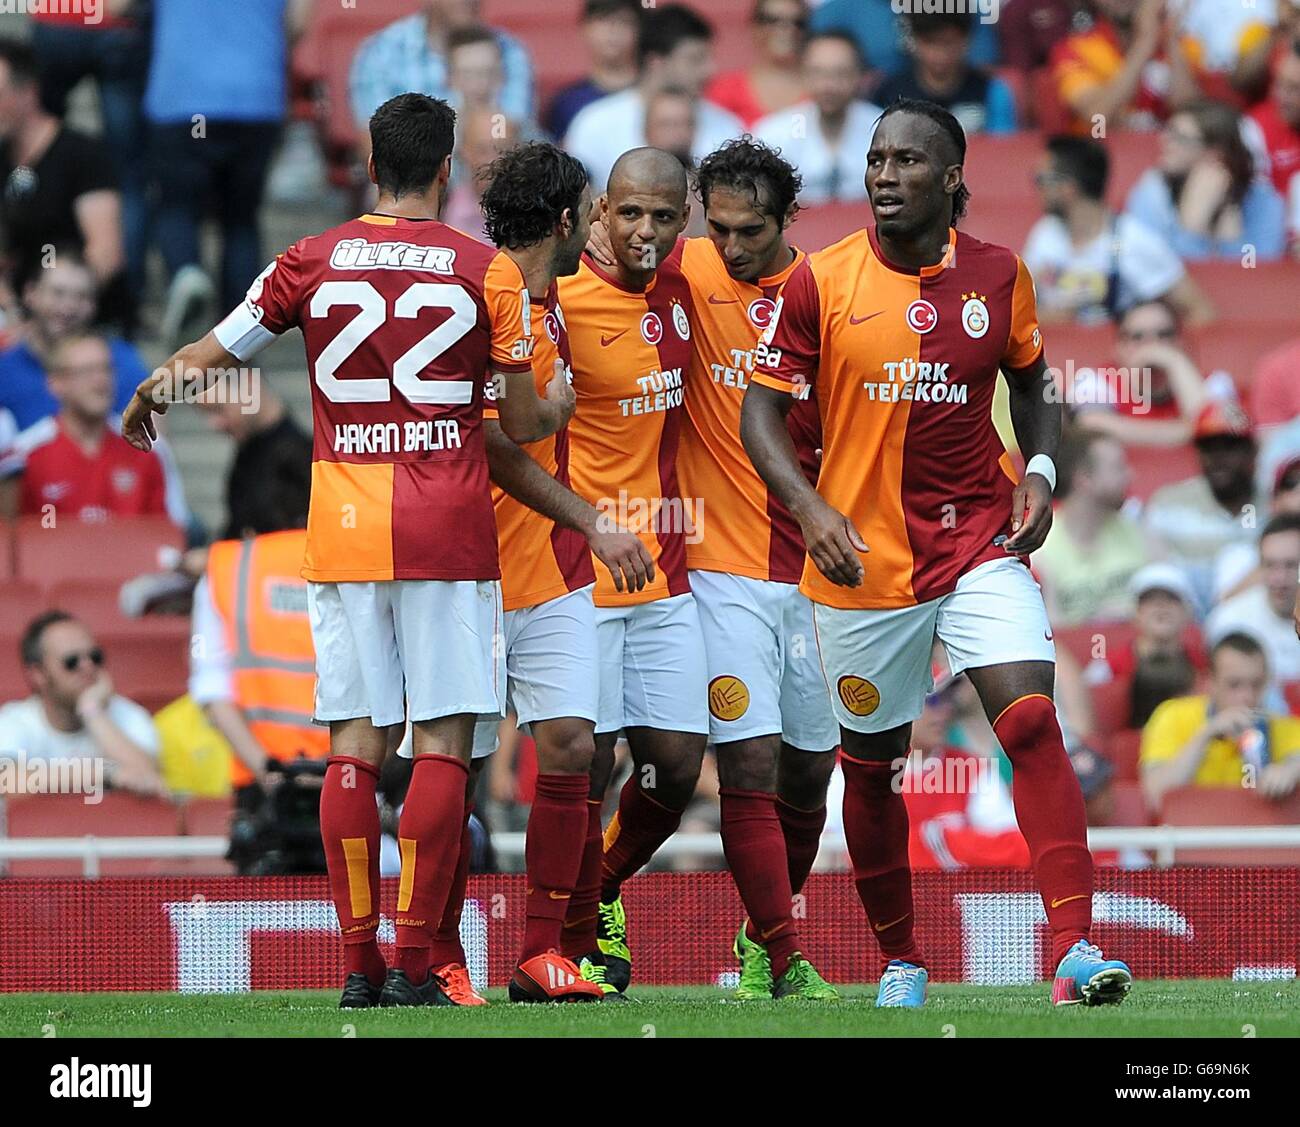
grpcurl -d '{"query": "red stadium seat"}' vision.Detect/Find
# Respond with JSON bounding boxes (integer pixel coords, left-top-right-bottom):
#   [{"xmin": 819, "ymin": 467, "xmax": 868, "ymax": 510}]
[
  {"xmin": 1188, "ymin": 321, "xmax": 1300, "ymax": 394},
  {"xmin": 789, "ymin": 203, "xmax": 872, "ymax": 252},
  {"xmin": 1107, "ymin": 780, "xmax": 1151, "ymax": 827},
  {"xmin": 1053, "ymin": 621, "xmax": 1136, "ymax": 668},
  {"xmin": 13, "ymin": 516, "xmax": 183, "ymax": 591},
  {"xmin": 1184, "ymin": 262, "xmax": 1300, "ymax": 323},
  {"xmin": 1090, "ymin": 674, "xmax": 1133, "ymax": 736},
  {"xmin": 4, "ymin": 793, "xmax": 184, "ymax": 877},
  {"xmin": 1104, "ymin": 727, "xmax": 1142, "ymax": 783},
  {"xmin": 43, "ymin": 580, "xmax": 189, "ymax": 639},
  {"xmin": 93, "ymin": 632, "xmax": 191, "ymax": 716},
  {"xmin": 1159, "ymin": 787, "xmax": 1300, "ymax": 864},
  {"xmin": 1125, "ymin": 443, "xmax": 1201, "ymax": 503},
  {"xmin": 0, "ymin": 519, "xmax": 14, "ymax": 580},
  {"xmin": 177, "ymin": 797, "xmax": 235, "ymax": 837}
]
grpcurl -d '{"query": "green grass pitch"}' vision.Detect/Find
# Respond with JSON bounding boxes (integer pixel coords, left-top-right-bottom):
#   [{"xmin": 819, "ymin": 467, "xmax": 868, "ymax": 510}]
[{"xmin": 3, "ymin": 980, "xmax": 1297, "ymax": 1037}]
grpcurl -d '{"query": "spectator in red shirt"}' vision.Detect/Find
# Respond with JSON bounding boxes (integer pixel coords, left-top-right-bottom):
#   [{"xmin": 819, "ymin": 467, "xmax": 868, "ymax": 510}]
[
  {"xmin": 999, "ymin": 0, "xmax": 1091, "ymax": 76},
  {"xmin": 1244, "ymin": 38, "xmax": 1300, "ymax": 244},
  {"xmin": 1, "ymin": 332, "xmax": 173, "ymax": 522},
  {"xmin": 706, "ymin": 0, "xmax": 808, "ymax": 129},
  {"xmin": 1250, "ymin": 335, "xmax": 1300, "ymax": 435}
]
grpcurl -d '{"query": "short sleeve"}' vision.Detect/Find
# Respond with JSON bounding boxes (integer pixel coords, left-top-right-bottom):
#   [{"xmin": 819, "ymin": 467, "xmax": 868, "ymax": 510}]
[
  {"xmin": 109, "ymin": 697, "xmax": 161, "ymax": 756},
  {"xmin": 752, "ymin": 257, "xmax": 822, "ymax": 396},
  {"xmin": 484, "ymin": 253, "xmax": 536, "ymax": 374},
  {"xmin": 1139, "ymin": 699, "xmax": 1197, "ymax": 767},
  {"xmin": 213, "ymin": 242, "xmax": 307, "ymax": 361},
  {"xmin": 188, "ymin": 577, "xmax": 235, "ymax": 705},
  {"xmin": 1002, "ymin": 256, "xmax": 1043, "ymax": 370}
]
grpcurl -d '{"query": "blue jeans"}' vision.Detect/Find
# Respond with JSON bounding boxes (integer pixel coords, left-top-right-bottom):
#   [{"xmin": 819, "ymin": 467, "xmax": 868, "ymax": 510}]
[
  {"xmin": 31, "ymin": 21, "xmax": 149, "ymax": 313},
  {"xmin": 149, "ymin": 120, "xmax": 281, "ymax": 314}
]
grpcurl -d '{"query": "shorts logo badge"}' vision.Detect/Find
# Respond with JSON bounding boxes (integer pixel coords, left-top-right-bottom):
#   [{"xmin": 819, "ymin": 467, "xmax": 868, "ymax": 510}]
[
  {"xmin": 960, "ymin": 292, "xmax": 989, "ymax": 339},
  {"xmin": 641, "ymin": 312, "xmax": 663, "ymax": 345},
  {"xmin": 905, "ymin": 299, "xmax": 937, "ymax": 335},
  {"xmin": 708, "ymin": 675, "xmax": 750, "ymax": 721},
  {"xmin": 837, "ymin": 675, "xmax": 880, "ymax": 717},
  {"xmin": 672, "ymin": 302, "xmax": 691, "ymax": 341}
]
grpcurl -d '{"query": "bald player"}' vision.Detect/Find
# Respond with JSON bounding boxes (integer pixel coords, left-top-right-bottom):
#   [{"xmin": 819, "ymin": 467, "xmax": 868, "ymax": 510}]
[
  {"xmin": 557, "ymin": 148, "xmax": 708, "ymax": 997},
  {"xmin": 744, "ymin": 99, "xmax": 1132, "ymax": 1009}
]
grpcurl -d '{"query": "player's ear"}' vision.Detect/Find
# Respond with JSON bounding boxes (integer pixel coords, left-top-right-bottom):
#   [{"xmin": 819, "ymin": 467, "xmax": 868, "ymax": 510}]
[
  {"xmin": 944, "ymin": 165, "xmax": 964, "ymax": 198},
  {"xmin": 558, "ymin": 206, "xmax": 573, "ymax": 239},
  {"xmin": 438, "ymin": 154, "xmax": 453, "ymax": 188},
  {"xmin": 366, "ymin": 153, "xmax": 378, "ymax": 189}
]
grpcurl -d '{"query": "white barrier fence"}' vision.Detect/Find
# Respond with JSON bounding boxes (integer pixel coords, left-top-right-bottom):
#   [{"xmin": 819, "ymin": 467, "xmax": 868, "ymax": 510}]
[{"xmin": 2, "ymin": 826, "xmax": 1299, "ymax": 877}]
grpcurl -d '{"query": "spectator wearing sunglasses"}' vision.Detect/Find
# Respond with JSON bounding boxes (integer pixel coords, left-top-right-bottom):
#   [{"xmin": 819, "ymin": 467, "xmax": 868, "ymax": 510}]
[
  {"xmin": 706, "ymin": 0, "xmax": 809, "ymax": 129},
  {"xmin": 0, "ymin": 611, "xmax": 164, "ymax": 796}
]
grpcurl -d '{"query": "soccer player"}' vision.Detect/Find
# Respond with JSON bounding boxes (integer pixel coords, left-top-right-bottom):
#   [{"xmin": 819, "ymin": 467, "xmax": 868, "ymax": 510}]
[
  {"xmin": 122, "ymin": 94, "xmax": 576, "ymax": 1009},
  {"xmin": 557, "ymin": 147, "xmax": 709, "ymax": 996},
  {"xmin": 468, "ymin": 141, "xmax": 654, "ymax": 1003},
  {"xmin": 675, "ymin": 140, "xmax": 838, "ymax": 999},
  {"xmin": 743, "ymin": 99, "xmax": 1133, "ymax": 1008}
]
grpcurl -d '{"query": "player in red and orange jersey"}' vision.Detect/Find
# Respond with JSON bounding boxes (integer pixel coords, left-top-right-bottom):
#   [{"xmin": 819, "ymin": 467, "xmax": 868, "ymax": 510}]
[
  {"xmin": 404, "ymin": 143, "xmax": 650, "ymax": 1005},
  {"xmin": 744, "ymin": 99, "xmax": 1132, "ymax": 1008},
  {"xmin": 647, "ymin": 140, "xmax": 840, "ymax": 999},
  {"xmin": 556, "ymin": 148, "xmax": 709, "ymax": 996},
  {"xmin": 123, "ymin": 95, "xmax": 575, "ymax": 1010}
]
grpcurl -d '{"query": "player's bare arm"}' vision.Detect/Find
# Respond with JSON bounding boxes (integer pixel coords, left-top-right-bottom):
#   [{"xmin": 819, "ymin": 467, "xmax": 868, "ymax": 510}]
[
  {"xmin": 484, "ymin": 417, "xmax": 653, "ymax": 593},
  {"xmin": 741, "ymin": 381, "xmax": 867, "ymax": 587},
  {"xmin": 1001, "ymin": 353, "xmax": 1060, "ymax": 556},
  {"xmin": 492, "ymin": 361, "xmax": 577, "ymax": 444},
  {"xmin": 122, "ymin": 331, "xmax": 241, "ymax": 452}
]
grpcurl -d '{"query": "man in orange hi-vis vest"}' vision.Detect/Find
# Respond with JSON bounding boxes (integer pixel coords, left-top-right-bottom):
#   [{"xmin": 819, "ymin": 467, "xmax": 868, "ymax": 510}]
[
  {"xmin": 191, "ymin": 528, "xmax": 327, "ymax": 793},
  {"xmin": 124, "ymin": 95, "xmax": 576, "ymax": 1011},
  {"xmin": 744, "ymin": 99, "xmax": 1132, "ymax": 1010}
]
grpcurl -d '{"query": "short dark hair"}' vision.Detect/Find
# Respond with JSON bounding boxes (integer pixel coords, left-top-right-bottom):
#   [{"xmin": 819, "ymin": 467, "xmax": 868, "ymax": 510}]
[
  {"xmin": 877, "ymin": 98, "xmax": 971, "ymax": 221},
  {"xmin": 1261, "ymin": 511, "xmax": 1300, "ymax": 543},
  {"xmin": 446, "ymin": 24, "xmax": 501, "ymax": 56},
  {"xmin": 369, "ymin": 93, "xmax": 457, "ymax": 199},
  {"xmin": 908, "ymin": 11, "xmax": 973, "ymax": 39},
  {"xmin": 639, "ymin": 4, "xmax": 713, "ymax": 68},
  {"xmin": 805, "ymin": 30, "xmax": 864, "ymax": 68},
  {"xmin": 481, "ymin": 142, "xmax": 589, "ymax": 250},
  {"xmin": 696, "ymin": 136, "xmax": 803, "ymax": 223},
  {"xmin": 20, "ymin": 611, "xmax": 75, "ymax": 668},
  {"xmin": 1211, "ymin": 631, "xmax": 1266, "ymax": 666},
  {"xmin": 1055, "ymin": 427, "xmax": 1114, "ymax": 500},
  {"xmin": 0, "ymin": 39, "xmax": 38, "ymax": 87},
  {"xmin": 1046, "ymin": 134, "xmax": 1110, "ymax": 201},
  {"xmin": 584, "ymin": 0, "xmax": 642, "ymax": 20}
]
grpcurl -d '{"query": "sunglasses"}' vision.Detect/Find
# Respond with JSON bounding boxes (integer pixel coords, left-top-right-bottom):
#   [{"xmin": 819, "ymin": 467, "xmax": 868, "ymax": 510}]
[{"xmin": 60, "ymin": 648, "xmax": 104, "ymax": 672}]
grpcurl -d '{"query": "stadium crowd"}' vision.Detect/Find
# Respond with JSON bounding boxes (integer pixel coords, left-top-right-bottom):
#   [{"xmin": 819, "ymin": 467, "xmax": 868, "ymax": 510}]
[{"xmin": 1, "ymin": 0, "xmax": 1300, "ymax": 883}]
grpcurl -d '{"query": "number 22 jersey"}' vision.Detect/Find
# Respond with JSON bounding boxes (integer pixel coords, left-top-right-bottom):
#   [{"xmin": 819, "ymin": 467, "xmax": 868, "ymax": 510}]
[{"xmin": 214, "ymin": 213, "xmax": 536, "ymax": 583}]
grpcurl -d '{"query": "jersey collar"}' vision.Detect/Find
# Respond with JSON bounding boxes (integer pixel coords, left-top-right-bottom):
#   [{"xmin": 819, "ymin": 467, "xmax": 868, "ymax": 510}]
[{"xmin": 867, "ymin": 225, "xmax": 957, "ymax": 277}]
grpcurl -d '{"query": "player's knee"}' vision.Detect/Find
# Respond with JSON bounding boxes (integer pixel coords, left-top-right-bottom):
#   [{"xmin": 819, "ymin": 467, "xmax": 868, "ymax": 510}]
[
  {"xmin": 534, "ymin": 718, "xmax": 595, "ymax": 776},
  {"xmin": 654, "ymin": 740, "xmax": 706, "ymax": 805},
  {"xmin": 840, "ymin": 725, "xmax": 909, "ymax": 764},
  {"xmin": 716, "ymin": 737, "xmax": 779, "ymax": 793},
  {"xmin": 778, "ymin": 744, "xmax": 836, "ymax": 808},
  {"xmin": 992, "ymin": 693, "xmax": 1060, "ymax": 761}
]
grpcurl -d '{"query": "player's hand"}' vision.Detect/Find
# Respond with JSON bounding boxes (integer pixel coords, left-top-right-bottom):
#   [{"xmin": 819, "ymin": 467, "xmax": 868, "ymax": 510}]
[
  {"xmin": 122, "ymin": 385, "xmax": 168, "ymax": 452},
  {"xmin": 800, "ymin": 498, "xmax": 868, "ymax": 587},
  {"xmin": 588, "ymin": 526, "xmax": 655, "ymax": 593},
  {"xmin": 585, "ymin": 218, "xmax": 616, "ymax": 268},
  {"xmin": 545, "ymin": 358, "xmax": 577, "ymax": 425},
  {"xmin": 1003, "ymin": 473, "xmax": 1053, "ymax": 555}
]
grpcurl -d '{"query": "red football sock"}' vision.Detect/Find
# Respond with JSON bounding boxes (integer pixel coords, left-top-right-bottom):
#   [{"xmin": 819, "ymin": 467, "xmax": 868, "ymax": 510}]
[
  {"xmin": 521, "ymin": 773, "xmax": 590, "ymax": 960},
  {"xmin": 721, "ymin": 789, "xmax": 800, "ymax": 978},
  {"xmin": 320, "ymin": 756, "xmax": 386, "ymax": 987},
  {"xmin": 778, "ymin": 797, "xmax": 826, "ymax": 894},
  {"xmin": 427, "ymin": 807, "xmax": 473, "ymax": 969},
  {"xmin": 600, "ymin": 776, "xmax": 684, "ymax": 900},
  {"xmin": 993, "ymin": 694, "xmax": 1094, "ymax": 966},
  {"xmin": 561, "ymin": 799, "xmax": 604, "ymax": 958},
  {"xmin": 394, "ymin": 755, "xmax": 469, "ymax": 982},
  {"xmin": 840, "ymin": 753, "xmax": 926, "ymax": 973}
]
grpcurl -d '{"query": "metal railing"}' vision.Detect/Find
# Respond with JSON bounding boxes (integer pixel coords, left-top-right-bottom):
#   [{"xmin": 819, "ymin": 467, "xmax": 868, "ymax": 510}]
[{"xmin": 2, "ymin": 826, "xmax": 1299, "ymax": 877}]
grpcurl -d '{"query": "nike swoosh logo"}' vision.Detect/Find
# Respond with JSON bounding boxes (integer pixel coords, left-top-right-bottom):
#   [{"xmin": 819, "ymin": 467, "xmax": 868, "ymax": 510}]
[
  {"xmin": 1045, "ymin": 630, "xmax": 1054, "ymax": 642},
  {"xmin": 873, "ymin": 912, "xmax": 911, "ymax": 933},
  {"xmin": 850, "ymin": 311, "xmax": 883, "ymax": 325},
  {"xmin": 708, "ymin": 294, "xmax": 739, "ymax": 305},
  {"xmin": 601, "ymin": 329, "xmax": 630, "ymax": 346},
  {"xmin": 1050, "ymin": 894, "xmax": 1087, "ymax": 909},
  {"xmin": 548, "ymin": 890, "xmax": 571, "ymax": 900}
]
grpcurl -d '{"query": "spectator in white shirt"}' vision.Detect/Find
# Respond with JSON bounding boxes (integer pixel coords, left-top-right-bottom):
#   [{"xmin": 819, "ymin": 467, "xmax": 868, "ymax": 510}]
[
  {"xmin": 564, "ymin": 4, "xmax": 743, "ymax": 190},
  {"xmin": 1206, "ymin": 512, "xmax": 1300, "ymax": 695},
  {"xmin": 753, "ymin": 31, "xmax": 881, "ymax": 204},
  {"xmin": 0, "ymin": 611, "xmax": 163, "ymax": 796},
  {"xmin": 1023, "ymin": 134, "xmax": 1214, "ymax": 326}
]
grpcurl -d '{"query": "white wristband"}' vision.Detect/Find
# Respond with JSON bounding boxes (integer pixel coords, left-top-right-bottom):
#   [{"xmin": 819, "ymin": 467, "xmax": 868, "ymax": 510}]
[{"xmin": 1025, "ymin": 453, "xmax": 1057, "ymax": 494}]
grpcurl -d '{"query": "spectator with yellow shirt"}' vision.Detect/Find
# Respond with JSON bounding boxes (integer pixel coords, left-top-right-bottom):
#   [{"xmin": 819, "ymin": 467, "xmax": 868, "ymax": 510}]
[{"xmin": 1140, "ymin": 632, "xmax": 1300, "ymax": 811}]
